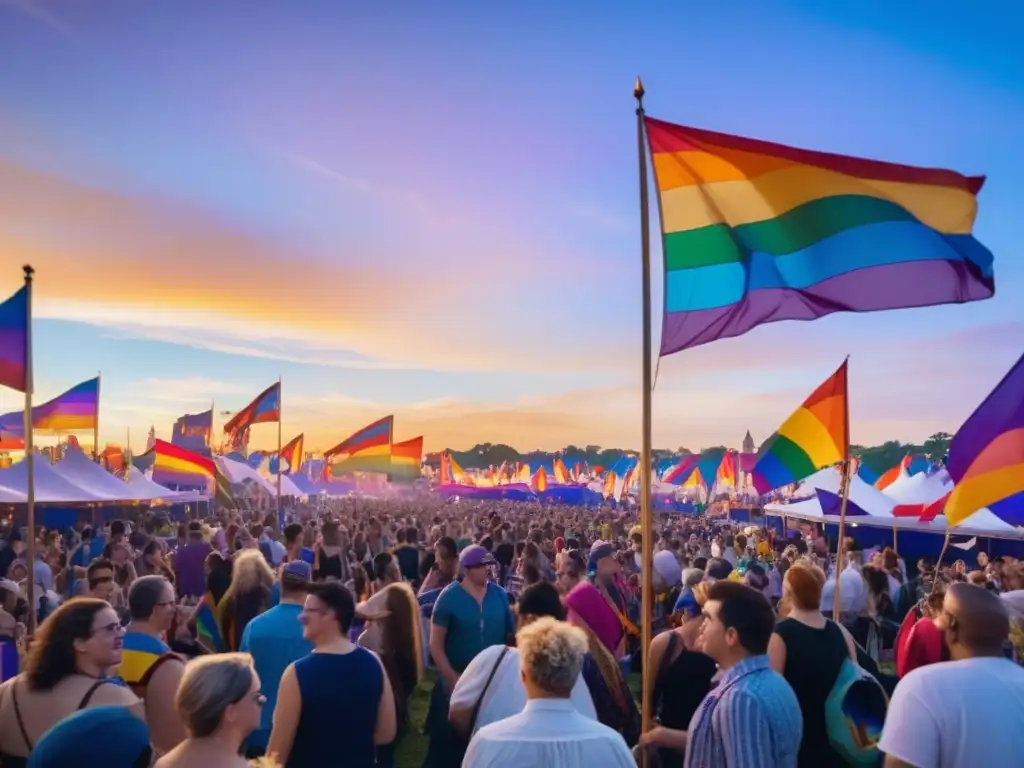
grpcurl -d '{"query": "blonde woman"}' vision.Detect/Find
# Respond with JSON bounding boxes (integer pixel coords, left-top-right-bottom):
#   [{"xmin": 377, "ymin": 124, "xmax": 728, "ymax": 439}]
[
  {"xmin": 219, "ymin": 551, "xmax": 274, "ymax": 652},
  {"xmin": 155, "ymin": 653, "xmax": 265, "ymax": 768}
]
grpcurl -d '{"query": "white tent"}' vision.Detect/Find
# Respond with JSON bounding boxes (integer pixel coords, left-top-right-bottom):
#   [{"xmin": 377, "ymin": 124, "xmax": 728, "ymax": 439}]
[
  {"xmin": 278, "ymin": 473, "xmax": 304, "ymax": 497},
  {"xmin": 217, "ymin": 456, "xmax": 276, "ymax": 494},
  {"xmin": 0, "ymin": 485, "xmax": 26, "ymax": 503},
  {"xmin": 883, "ymin": 469, "xmax": 953, "ymax": 505},
  {"xmin": 0, "ymin": 455, "xmax": 113, "ymax": 503},
  {"xmin": 125, "ymin": 470, "xmax": 196, "ymax": 501},
  {"xmin": 782, "ymin": 467, "xmax": 897, "ymax": 517},
  {"xmin": 53, "ymin": 448, "xmax": 164, "ymax": 502}
]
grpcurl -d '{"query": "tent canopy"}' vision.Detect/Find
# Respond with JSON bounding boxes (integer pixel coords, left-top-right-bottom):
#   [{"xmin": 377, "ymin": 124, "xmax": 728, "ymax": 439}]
[
  {"xmin": 53, "ymin": 448, "xmax": 164, "ymax": 502},
  {"xmin": 0, "ymin": 454, "xmax": 112, "ymax": 503}
]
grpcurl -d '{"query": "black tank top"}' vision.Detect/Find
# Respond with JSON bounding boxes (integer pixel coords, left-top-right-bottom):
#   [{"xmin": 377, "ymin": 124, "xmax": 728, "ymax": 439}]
[{"xmin": 773, "ymin": 618, "xmax": 849, "ymax": 767}]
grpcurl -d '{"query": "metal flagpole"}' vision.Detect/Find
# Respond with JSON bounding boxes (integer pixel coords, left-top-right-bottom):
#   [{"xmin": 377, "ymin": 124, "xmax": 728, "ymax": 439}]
[
  {"xmin": 94, "ymin": 371, "xmax": 101, "ymax": 462},
  {"xmin": 276, "ymin": 378, "xmax": 282, "ymax": 530},
  {"xmin": 22, "ymin": 265, "xmax": 37, "ymax": 636},
  {"xmin": 635, "ymin": 78, "xmax": 656, "ymax": 745}
]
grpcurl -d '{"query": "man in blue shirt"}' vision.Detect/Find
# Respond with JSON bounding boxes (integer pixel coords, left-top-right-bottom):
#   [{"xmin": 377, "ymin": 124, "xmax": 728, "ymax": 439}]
[{"xmin": 240, "ymin": 560, "xmax": 314, "ymax": 758}]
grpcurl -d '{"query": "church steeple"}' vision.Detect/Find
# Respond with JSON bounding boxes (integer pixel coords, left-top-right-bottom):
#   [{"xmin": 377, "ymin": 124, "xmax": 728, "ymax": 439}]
[{"xmin": 742, "ymin": 430, "xmax": 755, "ymax": 454}]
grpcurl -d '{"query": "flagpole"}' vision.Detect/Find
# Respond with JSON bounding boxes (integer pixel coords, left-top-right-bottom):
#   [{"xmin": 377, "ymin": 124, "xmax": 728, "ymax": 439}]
[
  {"xmin": 22, "ymin": 265, "xmax": 37, "ymax": 636},
  {"xmin": 94, "ymin": 371, "xmax": 101, "ymax": 462},
  {"xmin": 276, "ymin": 377, "xmax": 282, "ymax": 530},
  {"xmin": 832, "ymin": 357, "xmax": 852, "ymax": 622},
  {"xmin": 125, "ymin": 425, "xmax": 131, "ymax": 481},
  {"xmin": 635, "ymin": 77, "xmax": 655, "ymax": 744}
]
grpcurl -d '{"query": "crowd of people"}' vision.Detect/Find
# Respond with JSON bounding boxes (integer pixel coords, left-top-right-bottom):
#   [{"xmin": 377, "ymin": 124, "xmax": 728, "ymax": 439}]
[{"xmin": 0, "ymin": 493, "xmax": 1022, "ymax": 767}]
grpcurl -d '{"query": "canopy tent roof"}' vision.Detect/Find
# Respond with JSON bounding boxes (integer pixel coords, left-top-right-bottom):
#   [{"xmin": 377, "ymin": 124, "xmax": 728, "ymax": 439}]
[
  {"xmin": 278, "ymin": 473, "xmax": 304, "ymax": 497},
  {"xmin": 0, "ymin": 485, "xmax": 26, "ymax": 503},
  {"xmin": 0, "ymin": 454, "xmax": 115, "ymax": 503},
  {"xmin": 53, "ymin": 448, "xmax": 165, "ymax": 501},
  {"xmin": 125, "ymin": 469, "xmax": 194, "ymax": 501},
  {"xmin": 883, "ymin": 469, "xmax": 953, "ymax": 505},
  {"xmin": 217, "ymin": 456, "xmax": 276, "ymax": 495}
]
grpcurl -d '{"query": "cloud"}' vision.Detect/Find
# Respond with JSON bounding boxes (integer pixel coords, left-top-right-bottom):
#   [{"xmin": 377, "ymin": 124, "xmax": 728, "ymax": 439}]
[{"xmin": 0, "ymin": 159, "xmax": 615, "ymax": 375}]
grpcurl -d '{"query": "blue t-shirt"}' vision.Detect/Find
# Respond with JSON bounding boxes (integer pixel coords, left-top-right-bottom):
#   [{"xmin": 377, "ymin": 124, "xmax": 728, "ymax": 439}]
[
  {"xmin": 431, "ymin": 581, "xmax": 515, "ymax": 674},
  {"xmin": 240, "ymin": 602, "xmax": 313, "ymax": 750}
]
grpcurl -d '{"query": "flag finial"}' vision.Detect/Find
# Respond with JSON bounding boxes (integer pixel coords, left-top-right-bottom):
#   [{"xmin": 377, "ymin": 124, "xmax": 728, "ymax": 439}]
[
  {"xmin": 22, "ymin": 264, "xmax": 34, "ymax": 281},
  {"xmin": 633, "ymin": 77, "xmax": 645, "ymax": 100}
]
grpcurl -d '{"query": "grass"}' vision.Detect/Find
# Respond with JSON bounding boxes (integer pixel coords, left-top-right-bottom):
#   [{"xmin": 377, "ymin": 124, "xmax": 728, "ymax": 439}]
[{"xmin": 393, "ymin": 669, "xmax": 644, "ymax": 768}]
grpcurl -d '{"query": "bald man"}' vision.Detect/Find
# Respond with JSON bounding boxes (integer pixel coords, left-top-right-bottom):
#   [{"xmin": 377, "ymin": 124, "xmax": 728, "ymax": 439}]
[{"xmin": 880, "ymin": 583, "xmax": 1024, "ymax": 768}]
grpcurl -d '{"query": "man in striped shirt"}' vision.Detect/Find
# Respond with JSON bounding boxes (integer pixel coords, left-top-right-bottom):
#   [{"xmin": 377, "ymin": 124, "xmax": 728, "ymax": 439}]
[{"xmin": 685, "ymin": 581, "xmax": 802, "ymax": 768}]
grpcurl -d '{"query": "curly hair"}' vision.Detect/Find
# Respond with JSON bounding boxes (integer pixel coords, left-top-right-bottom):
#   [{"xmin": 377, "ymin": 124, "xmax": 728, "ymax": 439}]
[
  {"xmin": 25, "ymin": 598, "xmax": 110, "ymax": 690},
  {"xmin": 517, "ymin": 617, "xmax": 588, "ymax": 696}
]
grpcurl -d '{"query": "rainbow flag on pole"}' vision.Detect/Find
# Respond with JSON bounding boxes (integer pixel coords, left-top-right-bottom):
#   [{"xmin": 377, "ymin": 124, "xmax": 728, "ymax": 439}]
[
  {"xmin": 223, "ymin": 382, "xmax": 280, "ymax": 439},
  {"xmin": 325, "ymin": 415, "xmax": 393, "ymax": 475},
  {"xmin": 0, "ymin": 285, "xmax": 28, "ymax": 394},
  {"xmin": 645, "ymin": 117, "xmax": 995, "ymax": 355},
  {"xmin": 152, "ymin": 439, "xmax": 215, "ymax": 488},
  {"xmin": 0, "ymin": 377, "xmax": 99, "ymax": 435},
  {"xmin": 390, "ymin": 436, "xmax": 423, "ymax": 480},
  {"xmin": 751, "ymin": 361, "xmax": 848, "ymax": 494},
  {"xmin": 278, "ymin": 433, "xmax": 304, "ymax": 473}
]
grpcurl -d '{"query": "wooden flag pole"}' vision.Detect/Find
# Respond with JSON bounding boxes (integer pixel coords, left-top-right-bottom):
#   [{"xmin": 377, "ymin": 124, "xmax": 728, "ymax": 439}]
[
  {"xmin": 831, "ymin": 357, "xmax": 852, "ymax": 622},
  {"xmin": 22, "ymin": 265, "xmax": 37, "ymax": 636},
  {"xmin": 635, "ymin": 77, "xmax": 656, "ymax": 744},
  {"xmin": 276, "ymin": 378, "xmax": 282, "ymax": 530}
]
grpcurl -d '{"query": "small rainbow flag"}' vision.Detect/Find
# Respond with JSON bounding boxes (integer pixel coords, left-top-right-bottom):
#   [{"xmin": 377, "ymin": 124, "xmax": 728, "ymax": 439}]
[
  {"xmin": 390, "ymin": 436, "xmax": 423, "ymax": 479},
  {"xmin": 326, "ymin": 415, "xmax": 393, "ymax": 474},
  {"xmin": 0, "ymin": 285, "xmax": 28, "ymax": 394},
  {"xmin": 716, "ymin": 451, "xmax": 737, "ymax": 487},
  {"xmin": 752, "ymin": 361, "xmax": 848, "ymax": 494},
  {"xmin": 152, "ymin": 439, "xmax": 215, "ymax": 488},
  {"xmin": 278, "ymin": 433, "xmax": 304, "ymax": 473},
  {"xmin": 224, "ymin": 382, "xmax": 280, "ymax": 439},
  {"xmin": 939, "ymin": 352, "xmax": 1024, "ymax": 526},
  {"xmin": 645, "ymin": 117, "xmax": 995, "ymax": 355},
  {"xmin": 194, "ymin": 597, "xmax": 226, "ymax": 653},
  {"xmin": 0, "ymin": 377, "xmax": 99, "ymax": 434}
]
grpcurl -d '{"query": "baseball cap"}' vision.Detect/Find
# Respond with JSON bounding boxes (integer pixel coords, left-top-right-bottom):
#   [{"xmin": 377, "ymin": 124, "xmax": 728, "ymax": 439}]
[
  {"xmin": 28, "ymin": 706, "xmax": 151, "ymax": 768},
  {"xmin": 459, "ymin": 545, "xmax": 495, "ymax": 568},
  {"xmin": 281, "ymin": 561, "xmax": 312, "ymax": 582}
]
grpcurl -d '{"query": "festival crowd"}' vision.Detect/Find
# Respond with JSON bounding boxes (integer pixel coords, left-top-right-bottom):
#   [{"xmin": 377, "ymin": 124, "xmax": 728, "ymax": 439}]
[{"xmin": 0, "ymin": 493, "xmax": 1022, "ymax": 767}]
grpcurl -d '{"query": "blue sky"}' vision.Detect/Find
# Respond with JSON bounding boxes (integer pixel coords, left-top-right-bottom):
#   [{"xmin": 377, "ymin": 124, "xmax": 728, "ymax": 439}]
[{"xmin": 0, "ymin": 0, "xmax": 1020, "ymax": 453}]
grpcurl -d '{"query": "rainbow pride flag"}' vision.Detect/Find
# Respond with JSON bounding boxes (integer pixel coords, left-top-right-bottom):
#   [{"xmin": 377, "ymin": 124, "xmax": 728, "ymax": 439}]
[
  {"xmin": 0, "ymin": 377, "xmax": 99, "ymax": 435},
  {"xmin": 194, "ymin": 597, "xmax": 226, "ymax": 653},
  {"xmin": 279, "ymin": 433, "xmax": 304, "ymax": 473},
  {"xmin": 940, "ymin": 352, "xmax": 1024, "ymax": 526},
  {"xmin": 645, "ymin": 118, "xmax": 995, "ymax": 355},
  {"xmin": 223, "ymin": 382, "xmax": 280, "ymax": 439},
  {"xmin": 326, "ymin": 415, "xmax": 393, "ymax": 474},
  {"xmin": 0, "ymin": 285, "xmax": 28, "ymax": 394},
  {"xmin": 152, "ymin": 439, "xmax": 215, "ymax": 488},
  {"xmin": 390, "ymin": 436, "xmax": 423, "ymax": 479},
  {"xmin": 752, "ymin": 361, "xmax": 848, "ymax": 494}
]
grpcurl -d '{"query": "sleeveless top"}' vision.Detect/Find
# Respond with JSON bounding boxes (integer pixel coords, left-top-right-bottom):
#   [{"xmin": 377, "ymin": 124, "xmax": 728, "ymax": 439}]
[
  {"xmin": 774, "ymin": 618, "xmax": 849, "ymax": 767},
  {"xmin": 287, "ymin": 648, "xmax": 384, "ymax": 768},
  {"xmin": 117, "ymin": 632, "xmax": 174, "ymax": 695}
]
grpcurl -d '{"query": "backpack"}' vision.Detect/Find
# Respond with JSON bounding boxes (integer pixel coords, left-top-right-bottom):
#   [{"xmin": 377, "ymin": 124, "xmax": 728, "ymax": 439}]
[{"xmin": 824, "ymin": 657, "xmax": 889, "ymax": 766}]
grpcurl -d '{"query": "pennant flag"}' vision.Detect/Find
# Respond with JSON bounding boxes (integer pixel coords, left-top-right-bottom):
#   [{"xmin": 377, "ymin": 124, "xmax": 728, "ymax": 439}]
[
  {"xmin": 326, "ymin": 416, "xmax": 393, "ymax": 475},
  {"xmin": 278, "ymin": 434, "xmax": 304, "ymax": 473},
  {"xmin": 0, "ymin": 377, "xmax": 99, "ymax": 434},
  {"xmin": 941, "ymin": 352, "xmax": 1024, "ymax": 526},
  {"xmin": 552, "ymin": 457, "xmax": 571, "ymax": 484},
  {"xmin": 663, "ymin": 454, "xmax": 700, "ymax": 485},
  {"xmin": 531, "ymin": 466, "xmax": 548, "ymax": 493},
  {"xmin": 644, "ymin": 117, "xmax": 995, "ymax": 356},
  {"xmin": 390, "ymin": 436, "xmax": 423, "ymax": 480},
  {"xmin": 223, "ymin": 382, "xmax": 280, "ymax": 439},
  {"xmin": 152, "ymin": 439, "xmax": 215, "ymax": 488},
  {"xmin": 716, "ymin": 451, "xmax": 737, "ymax": 488},
  {"xmin": 751, "ymin": 361, "xmax": 848, "ymax": 494},
  {"xmin": 0, "ymin": 285, "xmax": 28, "ymax": 394},
  {"xmin": 447, "ymin": 453, "xmax": 473, "ymax": 485},
  {"xmin": 874, "ymin": 454, "xmax": 912, "ymax": 491}
]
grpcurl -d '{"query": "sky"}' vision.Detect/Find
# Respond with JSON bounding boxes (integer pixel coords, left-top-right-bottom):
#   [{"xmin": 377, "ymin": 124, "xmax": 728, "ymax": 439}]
[{"xmin": 0, "ymin": 0, "xmax": 1021, "ymax": 455}]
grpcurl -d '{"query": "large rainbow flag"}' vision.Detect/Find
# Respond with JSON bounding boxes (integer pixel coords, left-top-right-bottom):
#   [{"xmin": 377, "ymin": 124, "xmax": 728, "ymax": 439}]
[
  {"xmin": 390, "ymin": 436, "xmax": 423, "ymax": 479},
  {"xmin": 279, "ymin": 433, "xmax": 304, "ymax": 473},
  {"xmin": 751, "ymin": 361, "xmax": 848, "ymax": 494},
  {"xmin": 644, "ymin": 117, "xmax": 995, "ymax": 355},
  {"xmin": 0, "ymin": 284, "xmax": 28, "ymax": 394},
  {"xmin": 151, "ymin": 439, "xmax": 215, "ymax": 488},
  {"xmin": 0, "ymin": 377, "xmax": 99, "ymax": 435},
  {"xmin": 223, "ymin": 382, "xmax": 280, "ymax": 439},
  {"xmin": 326, "ymin": 415, "xmax": 393, "ymax": 474}
]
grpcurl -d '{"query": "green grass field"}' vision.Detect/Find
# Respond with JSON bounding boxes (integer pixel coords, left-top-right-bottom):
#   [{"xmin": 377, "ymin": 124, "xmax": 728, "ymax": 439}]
[{"xmin": 393, "ymin": 670, "xmax": 644, "ymax": 768}]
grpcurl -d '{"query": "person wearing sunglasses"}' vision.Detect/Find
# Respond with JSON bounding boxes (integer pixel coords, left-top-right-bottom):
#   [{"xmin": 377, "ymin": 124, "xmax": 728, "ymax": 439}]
[{"xmin": 155, "ymin": 654, "xmax": 265, "ymax": 768}]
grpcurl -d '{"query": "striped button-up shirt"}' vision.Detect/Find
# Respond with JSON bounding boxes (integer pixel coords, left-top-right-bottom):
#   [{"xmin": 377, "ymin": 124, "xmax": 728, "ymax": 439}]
[{"xmin": 684, "ymin": 654, "xmax": 802, "ymax": 768}]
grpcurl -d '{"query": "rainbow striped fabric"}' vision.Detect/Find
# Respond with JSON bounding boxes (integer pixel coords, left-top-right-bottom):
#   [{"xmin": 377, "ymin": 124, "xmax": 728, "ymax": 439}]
[
  {"xmin": 752, "ymin": 361, "xmax": 848, "ymax": 494},
  {"xmin": 279, "ymin": 433, "xmax": 304, "ymax": 473},
  {"xmin": 390, "ymin": 436, "xmax": 423, "ymax": 479},
  {"xmin": 224, "ymin": 382, "xmax": 280, "ymax": 439},
  {"xmin": 326, "ymin": 415, "xmax": 393, "ymax": 474},
  {"xmin": 0, "ymin": 285, "xmax": 28, "ymax": 394},
  {"xmin": 645, "ymin": 117, "xmax": 995, "ymax": 355},
  {"xmin": 0, "ymin": 377, "xmax": 99, "ymax": 435},
  {"xmin": 151, "ymin": 439, "xmax": 215, "ymax": 488},
  {"xmin": 941, "ymin": 352, "xmax": 1024, "ymax": 526}
]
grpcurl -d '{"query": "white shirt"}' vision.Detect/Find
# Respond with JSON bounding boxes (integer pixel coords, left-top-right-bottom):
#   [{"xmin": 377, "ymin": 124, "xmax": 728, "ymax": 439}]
[
  {"xmin": 819, "ymin": 566, "xmax": 867, "ymax": 614},
  {"xmin": 450, "ymin": 645, "xmax": 596, "ymax": 734},
  {"xmin": 879, "ymin": 657, "xmax": 1024, "ymax": 768},
  {"xmin": 463, "ymin": 698, "xmax": 634, "ymax": 768}
]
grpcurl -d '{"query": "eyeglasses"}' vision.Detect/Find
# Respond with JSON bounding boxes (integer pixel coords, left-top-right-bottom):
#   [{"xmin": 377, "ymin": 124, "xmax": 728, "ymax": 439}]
[{"xmin": 94, "ymin": 621, "xmax": 125, "ymax": 635}]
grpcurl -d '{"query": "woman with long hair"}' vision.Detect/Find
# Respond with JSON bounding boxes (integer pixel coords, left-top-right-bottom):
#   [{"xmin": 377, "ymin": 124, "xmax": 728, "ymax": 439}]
[
  {"xmin": 191, "ymin": 552, "xmax": 234, "ymax": 654},
  {"xmin": 357, "ymin": 582, "xmax": 422, "ymax": 768},
  {"xmin": 219, "ymin": 551, "xmax": 274, "ymax": 652},
  {"xmin": 0, "ymin": 598, "xmax": 142, "ymax": 765},
  {"xmin": 155, "ymin": 653, "xmax": 264, "ymax": 768},
  {"xmin": 563, "ymin": 582, "xmax": 641, "ymax": 747}
]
